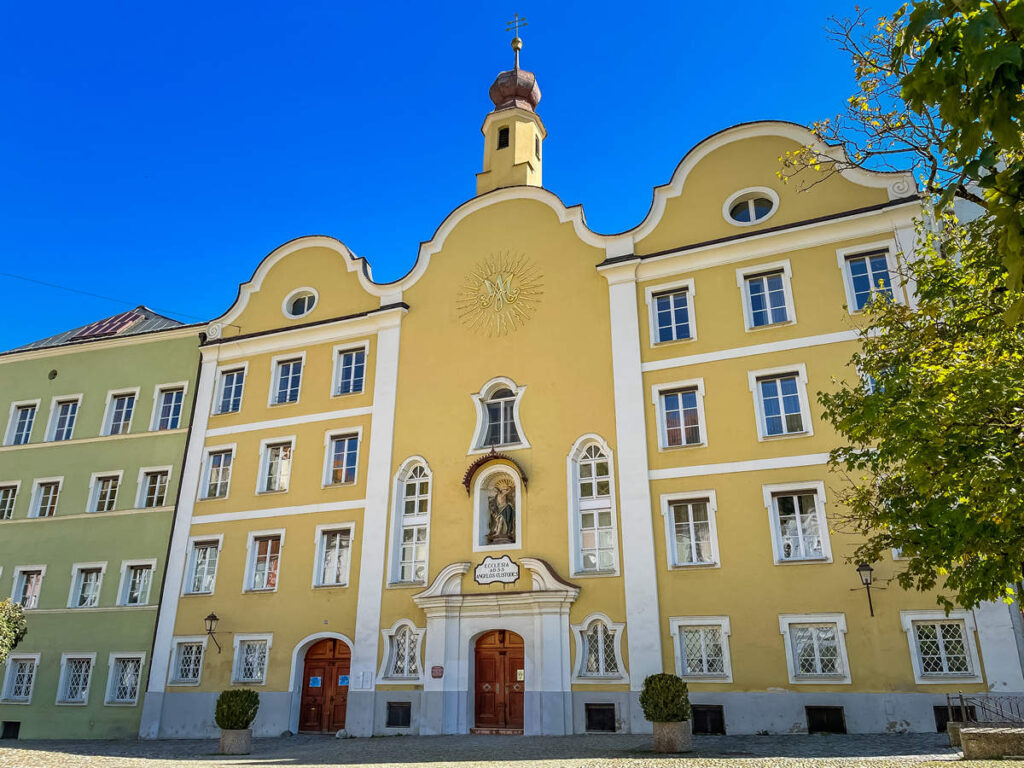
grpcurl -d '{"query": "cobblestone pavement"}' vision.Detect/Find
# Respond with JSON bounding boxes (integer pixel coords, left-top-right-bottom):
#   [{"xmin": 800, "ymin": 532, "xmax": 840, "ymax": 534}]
[{"xmin": 0, "ymin": 732, "xmax": 986, "ymax": 768}]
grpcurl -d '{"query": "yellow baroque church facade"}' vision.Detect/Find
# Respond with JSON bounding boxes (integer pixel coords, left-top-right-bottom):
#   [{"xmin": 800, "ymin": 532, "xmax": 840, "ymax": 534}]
[{"xmin": 139, "ymin": 53, "xmax": 1024, "ymax": 739}]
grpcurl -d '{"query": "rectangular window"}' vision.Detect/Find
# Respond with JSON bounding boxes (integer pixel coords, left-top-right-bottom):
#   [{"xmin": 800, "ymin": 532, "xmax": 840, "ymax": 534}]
[
  {"xmin": 2, "ymin": 657, "xmax": 37, "ymax": 702},
  {"xmin": 171, "ymin": 642, "xmax": 204, "ymax": 684},
  {"xmin": 106, "ymin": 656, "xmax": 142, "ymax": 704},
  {"xmin": 679, "ymin": 625, "xmax": 727, "ymax": 677},
  {"xmin": 328, "ymin": 435, "xmax": 358, "ymax": 485},
  {"xmin": 156, "ymin": 388, "xmax": 184, "ymax": 430},
  {"xmin": 106, "ymin": 393, "xmax": 135, "ymax": 435},
  {"xmin": 217, "ymin": 369, "xmax": 245, "ymax": 414},
  {"xmin": 10, "ymin": 405, "xmax": 36, "ymax": 445},
  {"xmin": 398, "ymin": 526, "xmax": 426, "ymax": 582},
  {"xmin": 746, "ymin": 271, "xmax": 789, "ymax": 327},
  {"xmin": 141, "ymin": 471, "xmax": 169, "ymax": 508},
  {"xmin": 661, "ymin": 388, "xmax": 702, "ymax": 447},
  {"xmin": 653, "ymin": 289, "xmax": 691, "ymax": 343},
  {"xmin": 671, "ymin": 499, "xmax": 715, "ymax": 565},
  {"xmin": 187, "ymin": 541, "xmax": 219, "ymax": 594},
  {"xmin": 50, "ymin": 399, "xmax": 78, "ymax": 441},
  {"xmin": 789, "ymin": 623, "xmax": 842, "ymax": 677},
  {"xmin": 121, "ymin": 564, "xmax": 152, "ymax": 606},
  {"xmin": 33, "ymin": 481, "xmax": 60, "ymax": 517},
  {"xmin": 318, "ymin": 529, "xmax": 351, "ymax": 586},
  {"xmin": 579, "ymin": 510, "xmax": 615, "ymax": 572},
  {"xmin": 204, "ymin": 450, "xmax": 233, "ymax": 498},
  {"xmin": 914, "ymin": 621, "xmax": 972, "ymax": 676},
  {"xmin": 73, "ymin": 568, "xmax": 103, "ymax": 608},
  {"xmin": 0, "ymin": 485, "xmax": 16, "ymax": 520},
  {"xmin": 57, "ymin": 656, "xmax": 93, "ymax": 703},
  {"xmin": 846, "ymin": 250, "xmax": 893, "ymax": 310},
  {"xmin": 249, "ymin": 535, "xmax": 281, "ymax": 591},
  {"xmin": 334, "ymin": 348, "xmax": 366, "ymax": 395},
  {"xmin": 386, "ymin": 701, "xmax": 412, "ymax": 728},
  {"xmin": 15, "ymin": 570, "xmax": 43, "ymax": 609},
  {"xmin": 273, "ymin": 358, "xmax": 302, "ymax": 404},
  {"xmin": 234, "ymin": 639, "xmax": 268, "ymax": 683},
  {"xmin": 757, "ymin": 374, "xmax": 805, "ymax": 436},
  {"xmin": 484, "ymin": 398, "xmax": 519, "ymax": 446},
  {"xmin": 261, "ymin": 442, "xmax": 293, "ymax": 492},
  {"xmin": 91, "ymin": 475, "xmax": 120, "ymax": 513},
  {"xmin": 773, "ymin": 491, "xmax": 824, "ymax": 561}
]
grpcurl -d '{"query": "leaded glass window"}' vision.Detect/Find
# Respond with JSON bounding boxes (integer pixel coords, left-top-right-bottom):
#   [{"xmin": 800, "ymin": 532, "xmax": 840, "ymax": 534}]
[
  {"xmin": 790, "ymin": 623, "xmax": 842, "ymax": 677},
  {"xmin": 679, "ymin": 626, "xmax": 726, "ymax": 677},
  {"xmin": 3, "ymin": 658, "xmax": 36, "ymax": 701},
  {"xmin": 235, "ymin": 640, "xmax": 268, "ymax": 683},
  {"xmin": 914, "ymin": 621, "xmax": 972, "ymax": 676},
  {"xmin": 58, "ymin": 657, "xmax": 92, "ymax": 703},
  {"xmin": 582, "ymin": 621, "xmax": 619, "ymax": 677},
  {"xmin": 387, "ymin": 626, "xmax": 420, "ymax": 678},
  {"xmin": 107, "ymin": 657, "xmax": 141, "ymax": 704},
  {"xmin": 172, "ymin": 642, "xmax": 204, "ymax": 684}
]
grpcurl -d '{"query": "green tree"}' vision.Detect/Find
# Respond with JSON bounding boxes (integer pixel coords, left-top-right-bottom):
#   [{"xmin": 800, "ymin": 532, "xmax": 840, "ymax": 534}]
[
  {"xmin": 0, "ymin": 599, "xmax": 27, "ymax": 664},
  {"xmin": 819, "ymin": 215, "xmax": 1024, "ymax": 610}
]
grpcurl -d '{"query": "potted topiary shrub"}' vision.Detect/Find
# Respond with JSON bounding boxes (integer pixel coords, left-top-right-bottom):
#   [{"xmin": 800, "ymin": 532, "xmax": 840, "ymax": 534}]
[
  {"xmin": 639, "ymin": 673, "xmax": 692, "ymax": 753},
  {"xmin": 216, "ymin": 689, "xmax": 260, "ymax": 755}
]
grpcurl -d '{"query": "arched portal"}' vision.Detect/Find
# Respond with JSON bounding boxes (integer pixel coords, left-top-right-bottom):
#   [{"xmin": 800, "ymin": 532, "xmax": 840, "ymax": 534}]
[
  {"xmin": 298, "ymin": 638, "xmax": 351, "ymax": 733},
  {"xmin": 473, "ymin": 629, "xmax": 524, "ymax": 731}
]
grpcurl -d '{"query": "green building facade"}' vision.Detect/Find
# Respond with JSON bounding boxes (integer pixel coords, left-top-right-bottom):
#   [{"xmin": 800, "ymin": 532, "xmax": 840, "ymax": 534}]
[{"xmin": 0, "ymin": 308, "xmax": 199, "ymax": 739}]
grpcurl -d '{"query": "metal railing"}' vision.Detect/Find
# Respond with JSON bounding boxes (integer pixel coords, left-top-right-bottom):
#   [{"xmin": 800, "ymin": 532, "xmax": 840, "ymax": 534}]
[{"xmin": 947, "ymin": 692, "xmax": 1024, "ymax": 725}]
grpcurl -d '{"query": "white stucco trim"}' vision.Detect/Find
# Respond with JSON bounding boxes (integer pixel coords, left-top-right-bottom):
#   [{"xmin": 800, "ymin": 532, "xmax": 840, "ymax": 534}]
[
  {"xmin": 641, "ymin": 330, "xmax": 859, "ymax": 374},
  {"xmin": 660, "ymin": 490, "xmax": 721, "ymax": 569},
  {"xmin": 206, "ymin": 405, "xmax": 372, "ymax": 438},
  {"xmin": 747, "ymin": 363, "xmax": 814, "ymax": 442},
  {"xmin": 377, "ymin": 619, "xmax": 427, "ymax": 683},
  {"xmin": 191, "ymin": 498, "xmax": 366, "ymax": 525},
  {"xmin": 762, "ymin": 480, "xmax": 833, "ymax": 565},
  {"xmin": 899, "ymin": 609, "xmax": 984, "ymax": 685},
  {"xmin": 166, "ymin": 636, "xmax": 209, "ymax": 687},
  {"xmin": 669, "ymin": 616, "xmax": 733, "ymax": 683},
  {"xmin": 1, "ymin": 652, "xmax": 41, "ymax": 703},
  {"xmin": 650, "ymin": 452, "xmax": 830, "ymax": 480},
  {"xmin": 467, "ymin": 376, "xmax": 531, "ymax": 455},
  {"xmin": 570, "ymin": 612, "xmax": 628, "ymax": 684},
  {"xmin": 565, "ymin": 434, "xmax": 620, "ymax": 578},
  {"xmin": 643, "ymin": 277, "xmax": 697, "ymax": 347},
  {"xmin": 723, "ymin": 186, "xmax": 780, "ymax": 227},
  {"xmin": 779, "ymin": 613, "xmax": 851, "ymax": 685}
]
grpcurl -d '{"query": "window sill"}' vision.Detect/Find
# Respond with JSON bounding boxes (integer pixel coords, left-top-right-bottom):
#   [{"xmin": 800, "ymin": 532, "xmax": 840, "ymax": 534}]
[
  {"xmin": 257, "ymin": 489, "xmax": 289, "ymax": 496},
  {"xmin": 322, "ymin": 482, "xmax": 357, "ymax": 489},
  {"xmin": 182, "ymin": 591, "xmax": 214, "ymax": 598},
  {"xmin": 231, "ymin": 680, "xmax": 267, "ymax": 686},
  {"xmin": 758, "ymin": 431, "xmax": 811, "ymax": 442},
  {"xmin": 744, "ymin": 320, "xmax": 797, "ymax": 333},
  {"xmin": 103, "ymin": 701, "xmax": 139, "ymax": 707},
  {"xmin": 197, "ymin": 495, "xmax": 229, "ymax": 502},
  {"xmin": 792, "ymin": 675, "xmax": 849, "ymax": 683},
  {"xmin": 651, "ymin": 335, "xmax": 697, "ymax": 348},
  {"xmin": 55, "ymin": 701, "xmax": 88, "ymax": 707},
  {"xmin": 571, "ymin": 569, "xmax": 618, "ymax": 579},
  {"xmin": 313, "ymin": 582, "xmax": 349, "ymax": 590},
  {"xmin": 681, "ymin": 674, "xmax": 731, "ymax": 682},
  {"xmin": 268, "ymin": 400, "xmax": 299, "ymax": 408},
  {"xmin": 669, "ymin": 561, "xmax": 720, "ymax": 570},
  {"xmin": 0, "ymin": 699, "xmax": 31, "ymax": 705},
  {"xmin": 167, "ymin": 680, "xmax": 201, "ymax": 687},
  {"xmin": 331, "ymin": 389, "xmax": 365, "ymax": 398},
  {"xmin": 243, "ymin": 588, "xmax": 278, "ymax": 594},
  {"xmin": 387, "ymin": 580, "xmax": 427, "ymax": 589},
  {"xmin": 774, "ymin": 557, "xmax": 830, "ymax": 566},
  {"xmin": 659, "ymin": 441, "xmax": 708, "ymax": 452},
  {"xmin": 467, "ymin": 443, "xmax": 528, "ymax": 456}
]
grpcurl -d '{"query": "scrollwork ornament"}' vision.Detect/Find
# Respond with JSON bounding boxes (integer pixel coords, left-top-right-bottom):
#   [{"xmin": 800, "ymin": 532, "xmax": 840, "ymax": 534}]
[{"xmin": 456, "ymin": 252, "xmax": 543, "ymax": 337}]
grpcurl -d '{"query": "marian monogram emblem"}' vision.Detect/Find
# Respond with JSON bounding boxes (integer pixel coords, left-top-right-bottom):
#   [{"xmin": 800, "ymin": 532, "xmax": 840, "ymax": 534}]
[{"xmin": 457, "ymin": 253, "xmax": 543, "ymax": 336}]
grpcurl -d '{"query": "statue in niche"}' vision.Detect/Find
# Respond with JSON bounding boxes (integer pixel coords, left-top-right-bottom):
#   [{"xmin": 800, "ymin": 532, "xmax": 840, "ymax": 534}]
[{"xmin": 485, "ymin": 475, "xmax": 516, "ymax": 545}]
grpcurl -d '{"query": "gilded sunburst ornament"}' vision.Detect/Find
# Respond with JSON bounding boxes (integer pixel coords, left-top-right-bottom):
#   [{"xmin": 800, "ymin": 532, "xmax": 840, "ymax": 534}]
[{"xmin": 456, "ymin": 253, "xmax": 543, "ymax": 336}]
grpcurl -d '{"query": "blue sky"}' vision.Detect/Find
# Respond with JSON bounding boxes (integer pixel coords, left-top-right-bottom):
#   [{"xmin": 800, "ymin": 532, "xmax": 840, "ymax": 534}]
[{"xmin": 0, "ymin": 0, "xmax": 900, "ymax": 350}]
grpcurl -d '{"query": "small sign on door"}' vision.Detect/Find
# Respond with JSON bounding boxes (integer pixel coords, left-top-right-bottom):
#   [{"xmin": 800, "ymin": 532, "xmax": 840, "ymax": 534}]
[
  {"xmin": 309, "ymin": 676, "xmax": 322, "ymax": 688},
  {"xmin": 516, "ymin": 669, "xmax": 524, "ymax": 681},
  {"xmin": 338, "ymin": 675, "xmax": 350, "ymax": 686}
]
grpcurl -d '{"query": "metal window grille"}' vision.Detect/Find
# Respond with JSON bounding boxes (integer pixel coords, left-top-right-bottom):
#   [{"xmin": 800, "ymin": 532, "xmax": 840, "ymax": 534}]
[
  {"xmin": 662, "ymin": 388, "xmax": 701, "ymax": 446},
  {"xmin": 389, "ymin": 627, "xmax": 419, "ymax": 677},
  {"xmin": 108, "ymin": 395, "xmax": 135, "ymax": 435},
  {"xmin": 583, "ymin": 622, "xmax": 618, "ymax": 676},
  {"xmin": 680, "ymin": 626, "xmax": 726, "ymax": 676},
  {"xmin": 108, "ymin": 657, "xmax": 141, "ymax": 704},
  {"xmin": 173, "ymin": 643, "xmax": 203, "ymax": 683},
  {"xmin": 143, "ymin": 471, "xmax": 168, "ymax": 507},
  {"xmin": 274, "ymin": 359, "xmax": 302, "ymax": 404},
  {"xmin": 746, "ymin": 271, "xmax": 788, "ymax": 326},
  {"xmin": 758, "ymin": 375, "xmax": 804, "ymax": 436},
  {"xmin": 336, "ymin": 349, "xmax": 366, "ymax": 395},
  {"xmin": 790, "ymin": 624, "xmax": 841, "ymax": 676},
  {"xmin": 672, "ymin": 500, "xmax": 714, "ymax": 565},
  {"xmin": 236, "ymin": 641, "xmax": 267, "ymax": 683},
  {"xmin": 915, "ymin": 621, "xmax": 971, "ymax": 675},
  {"xmin": 12, "ymin": 405, "xmax": 35, "ymax": 445},
  {"xmin": 330, "ymin": 436, "xmax": 358, "ymax": 484},
  {"xmin": 59, "ymin": 657, "xmax": 92, "ymax": 702},
  {"xmin": 157, "ymin": 389, "xmax": 183, "ymax": 430},
  {"xmin": 52, "ymin": 400, "xmax": 78, "ymax": 441},
  {"xmin": 774, "ymin": 493, "xmax": 823, "ymax": 560},
  {"xmin": 320, "ymin": 530, "xmax": 350, "ymax": 585},
  {"xmin": 5, "ymin": 659, "xmax": 35, "ymax": 700},
  {"xmin": 654, "ymin": 289, "xmax": 691, "ymax": 342}
]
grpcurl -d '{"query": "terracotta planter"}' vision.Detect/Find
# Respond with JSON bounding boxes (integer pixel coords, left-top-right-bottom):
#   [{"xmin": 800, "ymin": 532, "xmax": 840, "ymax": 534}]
[
  {"xmin": 652, "ymin": 720, "xmax": 692, "ymax": 753},
  {"xmin": 219, "ymin": 728, "xmax": 253, "ymax": 755}
]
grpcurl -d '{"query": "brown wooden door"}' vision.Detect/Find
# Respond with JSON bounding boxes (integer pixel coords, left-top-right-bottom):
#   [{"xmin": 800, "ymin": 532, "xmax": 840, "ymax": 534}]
[
  {"xmin": 474, "ymin": 630, "xmax": 524, "ymax": 730},
  {"xmin": 299, "ymin": 638, "xmax": 350, "ymax": 732}
]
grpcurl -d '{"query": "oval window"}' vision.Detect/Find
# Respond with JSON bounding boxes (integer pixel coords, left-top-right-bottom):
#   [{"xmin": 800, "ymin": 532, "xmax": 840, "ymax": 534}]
[
  {"xmin": 724, "ymin": 189, "xmax": 778, "ymax": 226},
  {"xmin": 284, "ymin": 290, "xmax": 317, "ymax": 318}
]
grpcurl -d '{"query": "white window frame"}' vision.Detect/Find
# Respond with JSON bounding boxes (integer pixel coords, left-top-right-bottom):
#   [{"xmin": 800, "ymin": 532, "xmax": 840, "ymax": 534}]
[
  {"xmin": 101, "ymin": 388, "xmax": 140, "ymax": 436},
  {"xmin": 377, "ymin": 619, "xmax": 426, "ymax": 683},
  {"xmin": 0, "ymin": 480, "xmax": 21, "ymax": 520},
  {"xmin": 652, "ymin": 378, "xmax": 708, "ymax": 450},
  {"xmin": 4, "ymin": 399, "xmax": 40, "ymax": 446},
  {"xmin": 199, "ymin": 444, "xmax": 236, "ymax": 500},
  {"xmin": 762, "ymin": 481, "xmax": 832, "ymax": 565},
  {"xmin": 168, "ymin": 636, "xmax": 209, "ymax": 686},
  {"xmin": 331, "ymin": 341, "xmax": 370, "ymax": 397},
  {"xmin": 660, "ymin": 490, "xmax": 721, "ymax": 569},
  {"xmin": 212, "ymin": 362, "xmax": 249, "ymax": 415},
  {"xmin": 900, "ymin": 610, "xmax": 983, "ymax": 684},
  {"xmin": 135, "ymin": 465, "xmax": 173, "ymax": 509},
  {"xmin": 45, "ymin": 394, "xmax": 83, "ymax": 442},
  {"xmin": 321, "ymin": 427, "xmax": 363, "ymax": 487},
  {"xmin": 670, "ymin": 616, "xmax": 733, "ymax": 683},
  {"xmin": 313, "ymin": 523, "xmax": 355, "ymax": 588},
  {"xmin": 836, "ymin": 239, "xmax": 902, "ymax": 313},
  {"xmin": 104, "ymin": 652, "xmax": 146, "ymax": 706},
  {"xmin": 468, "ymin": 377, "xmax": 530, "ymax": 454},
  {"xmin": 87, "ymin": 470, "xmax": 124, "ymax": 513},
  {"xmin": 67, "ymin": 561, "xmax": 107, "ymax": 608},
  {"xmin": 748, "ymin": 364, "xmax": 814, "ymax": 441},
  {"xmin": 644, "ymin": 278, "xmax": 697, "ymax": 347},
  {"xmin": 387, "ymin": 457, "xmax": 432, "ymax": 585},
  {"xmin": 10, "ymin": 565, "xmax": 46, "ymax": 609},
  {"xmin": 566, "ymin": 435, "xmax": 620, "ymax": 577},
  {"xmin": 735, "ymin": 259, "xmax": 796, "ymax": 331},
  {"xmin": 723, "ymin": 186, "xmax": 780, "ymax": 227},
  {"xmin": 56, "ymin": 652, "xmax": 97, "ymax": 705},
  {"xmin": 256, "ymin": 436, "xmax": 296, "ymax": 494},
  {"xmin": 282, "ymin": 286, "xmax": 319, "ymax": 319},
  {"xmin": 779, "ymin": 613, "xmax": 851, "ymax": 684},
  {"xmin": 182, "ymin": 535, "xmax": 224, "ymax": 596},
  {"xmin": 570, "ymin": 612, "xmax": 628, "ymax": 683},
  {"xmin": 232, "ymin": 633, "xmax": 273, "ymax": 685},
  {"xmin": 268, "ymin": 351, "xmax": 306, "ymax": 407},
  {"xmin": 116, "ymin": 558, "xmax": 157, "ymax": 606},
  {"xmin": 243, "ymin": 529, "xmax": 285, "ymax": 593},
  {"xmin": 29, "ymin": 476, "xmax": 63, "ymax": 518},
  {"xmin": 1, "ymin": 652, "xmax": 41, "ymax": 703},
  {"xmin": 149, "ymin": 382, "xmax": 189, "ymax": 431}
]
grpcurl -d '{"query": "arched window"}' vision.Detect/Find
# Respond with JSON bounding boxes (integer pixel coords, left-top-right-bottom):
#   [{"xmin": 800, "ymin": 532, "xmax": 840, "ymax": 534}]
[
  {"xmin": 470, "ymin": 378, "xmax": 529, "ymax": 453},
  {"xmin": 380, "ymin": 621, "xmax": 424, "ymax": 681},
  {"xmin": 485, "ymin": 388, "xmax": 519, "ymax": 447},
  {"xmin": 568, "ymin": 436, "xmax": 618, "ymax": 575},
  {"xmin": 390, "ymin": 459, "xmax": 431, "ymax": 584},
  {"xmin": 571, "ymin": 613, "xmax": 626, "ymax": 681}
]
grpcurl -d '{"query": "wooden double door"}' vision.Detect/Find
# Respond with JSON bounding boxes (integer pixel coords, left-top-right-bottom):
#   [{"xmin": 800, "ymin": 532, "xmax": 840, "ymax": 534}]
[
  {"xmin": 299, "ymin": 638, "xmax": 350, "ymax": 732},
  {"xmin": 474, "ymin": 630, "xmax": 524, "ymax": 730}
]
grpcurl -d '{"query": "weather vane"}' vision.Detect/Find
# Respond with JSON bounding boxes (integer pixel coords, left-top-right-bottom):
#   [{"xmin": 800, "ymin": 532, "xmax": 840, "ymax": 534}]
[{"xmin": 505, "ymin": 13, "xmax": 527, "ymax": 69}]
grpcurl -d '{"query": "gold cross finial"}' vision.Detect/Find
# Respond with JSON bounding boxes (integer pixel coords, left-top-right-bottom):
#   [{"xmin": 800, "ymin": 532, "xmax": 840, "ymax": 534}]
[{"xmin": 505, "ymin": 13, "xmax": 527, "ymax": 69}]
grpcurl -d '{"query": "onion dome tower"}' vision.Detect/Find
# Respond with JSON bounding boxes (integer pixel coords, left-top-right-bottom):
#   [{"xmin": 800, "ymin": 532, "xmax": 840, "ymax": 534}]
[{"xmin": 475, "ymin": 23, "xmax": 546, "ymax": 195}]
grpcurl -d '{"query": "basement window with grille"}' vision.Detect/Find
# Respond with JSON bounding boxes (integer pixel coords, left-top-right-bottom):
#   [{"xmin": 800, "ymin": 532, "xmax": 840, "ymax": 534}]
[
  {"xmin": 386, "ymin": 701, "xmax": 412, "ymax": 728},
  {"xmin": 584, "ymin": 703, "xmax": 616, "ymax": 732}
]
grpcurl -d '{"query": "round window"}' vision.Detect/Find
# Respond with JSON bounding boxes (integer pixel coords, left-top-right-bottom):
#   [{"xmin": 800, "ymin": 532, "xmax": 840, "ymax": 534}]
[
  {"xmin": 723, "ymin": 188, "xmax": 778, "ymax": 227},
  {"xmin": 283, "ymin": 289, "xmax": 317, "ymax": 318}
]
